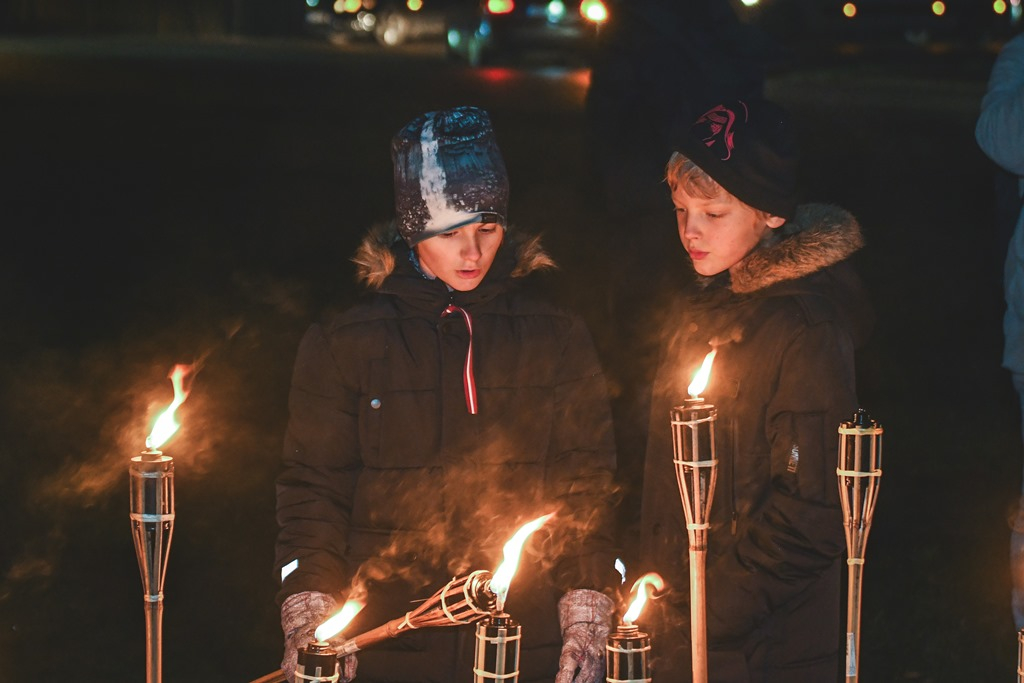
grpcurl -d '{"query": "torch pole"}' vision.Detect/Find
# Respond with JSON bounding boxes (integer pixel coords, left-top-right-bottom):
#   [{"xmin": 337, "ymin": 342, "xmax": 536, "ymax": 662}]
[
  {"xmin": 689, "ymin": 544, "xmax": 707, "ymax": 683},
  {"xmin": 671, "ymin": 401, "xmax": 717, "ymax": 683},
  {"xmin": 130, "ymin": 450, "xmax": 175, "ymax": 683},
  {"xmin": 1018, "ymin": 628, "xmax": 1024, "ymax": 683},
  {"xmin": 836, "ymin": 408, "xmax": 883, "ymax": 683}
]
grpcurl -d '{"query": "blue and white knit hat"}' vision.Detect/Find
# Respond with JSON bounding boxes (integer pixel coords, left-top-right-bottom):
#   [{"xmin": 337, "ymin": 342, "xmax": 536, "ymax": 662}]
[{"xmin": 392, "ymin": 106, "xmax": 509, "ymax": 246}]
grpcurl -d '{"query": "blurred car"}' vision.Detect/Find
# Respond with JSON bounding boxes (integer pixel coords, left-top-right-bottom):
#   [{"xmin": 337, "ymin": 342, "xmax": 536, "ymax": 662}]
[
  {"xmin": 445, "ymin": 0, "xmax": 610, "ymax": 65},
  {"xmin": 731, "ymin": 0, "xmax": 1022, "ymax": 46},
  {"xmin": 304, "ymin": 0, "xmax": 457, "ymax": 46}
]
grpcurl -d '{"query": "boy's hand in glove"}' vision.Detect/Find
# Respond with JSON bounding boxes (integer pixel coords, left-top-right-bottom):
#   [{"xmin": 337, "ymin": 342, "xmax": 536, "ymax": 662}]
[
  {"xmin": 281, "ymin": 591, "xmax": 358, "ymax": 683},
  {"xmin": 555, "ymin": 589, "xmax": 614, "ymax": 683}
]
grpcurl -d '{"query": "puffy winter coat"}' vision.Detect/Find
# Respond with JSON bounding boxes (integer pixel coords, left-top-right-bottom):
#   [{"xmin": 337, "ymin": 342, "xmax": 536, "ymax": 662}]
[
  {"xmin": 976, "ymin": 32, "xmax": 1024, "ymax": 377},
  {"xmin": 639, "ymin": 204, "xmax": 873, "ymax": 683},
  {"xmin": 274, "ymin": 224, "xmax": 619, "ymax": 683}
]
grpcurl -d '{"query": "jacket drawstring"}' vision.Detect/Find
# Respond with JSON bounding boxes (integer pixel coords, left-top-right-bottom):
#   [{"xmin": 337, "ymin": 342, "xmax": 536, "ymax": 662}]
[{"xmin": 442, "ymin": 304, "xmax": 478, "ymax": 414}]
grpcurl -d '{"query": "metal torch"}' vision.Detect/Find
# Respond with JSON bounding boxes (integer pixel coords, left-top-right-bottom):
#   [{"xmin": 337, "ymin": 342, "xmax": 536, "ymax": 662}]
[
  {"xmin": 296, "ymin": 641, "xmax": 341, "ymax": 682},
  {"xmin": 607, "ymin": 573, "xmax": 661, "ymax": 683},
  {"xmin": 671, "ymin": 396, "xmax": 718, "ymax": 683},
  {"xmin": 470, "ymin": 512, "xmax": 554, "ymax": 683},
  {"xmin": 606, "ymin": 623, "xmax": 651, "ymax": 683},
  {"xmin": 474, "ymin": 612, "xmax": 521, "ymax": 683},
  {"xmin": 130, "ymin": 449, "xmax": 175, "ymax": 683},
  {"xmin": 837, "ymin": 408, "xmax": 883, "ymax": 683}
]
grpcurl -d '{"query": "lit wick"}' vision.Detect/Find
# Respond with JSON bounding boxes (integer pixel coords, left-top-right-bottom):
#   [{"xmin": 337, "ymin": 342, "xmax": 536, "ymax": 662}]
[
  {"xmin": 686, "ymin": 348, "xmax": 717, "ymax": 402},
  {"xmin": 607, "ymin": 573, "xmax": 663, "ymax": 683},
  {"xmin": 315, "ymin": 598, "xmax": 366, "ymax": 643},
  {"xmin": 289, "ymin": 600, "xmax": 364, "ymax": 683},
  {"xmin": 474, "ymin": 513, "xmax": 554, "ymax": 683},
  {"xmin": 489, "ymin": 512, "xmax": 554, "ymax": 613}
]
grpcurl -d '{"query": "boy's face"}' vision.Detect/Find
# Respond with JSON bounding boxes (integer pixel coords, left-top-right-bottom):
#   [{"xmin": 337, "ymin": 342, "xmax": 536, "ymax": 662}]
[
  {"xmin": 416, "ymin": 222, "xmax": 504, "ymax": 291},
  {"xmin": 671, "ymin": 184, "xmax": 784, "ymax": 277}
]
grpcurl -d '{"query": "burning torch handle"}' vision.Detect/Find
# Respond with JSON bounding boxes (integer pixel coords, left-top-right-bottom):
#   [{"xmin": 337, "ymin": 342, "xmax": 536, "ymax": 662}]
[{"xmin": 690, "ymin": 546, "xmax": 708, "ymax": 683}]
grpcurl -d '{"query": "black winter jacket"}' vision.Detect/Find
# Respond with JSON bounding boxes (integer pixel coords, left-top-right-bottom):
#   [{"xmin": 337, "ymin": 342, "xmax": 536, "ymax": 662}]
[
  {"xmin": 274, "ymin": 224, "xmax": 619, "ymax": 683},
  {"xmin": 639, "ymin": 204, "xmax": 874, "ymax": 683}
]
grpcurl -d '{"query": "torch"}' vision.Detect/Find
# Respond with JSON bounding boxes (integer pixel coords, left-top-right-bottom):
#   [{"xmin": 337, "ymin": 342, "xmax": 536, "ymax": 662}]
[
  {"xmin": 836, "ymin": 408, "xmax": 883, "ymax": 683},
  {"xmin": 249, "ymin": 572, "xmax": 493, "ymax": 683},
  {"xmin": 671, "ymin": 349, "xmax": 718, "ymax": 683},
  {"xmin": 130, "ymin": 364, "xmax": 192, "ymax": 683},
  {"xmin": 474, "ymin": 512, "xmax": 555, "ymax": 683},
  {"xmin": 606, "ymin": 573, "xmax": 663, "ymax": 683},
  {"xmin": 1018, "ymin": 629, "xmax": 1024, "ymax": 683},
  {"xmin": 250, "ymin": 513, "xmax": 554, "ymax": 683},
  {"xmin": 293, "ymin": 641, "xmax": 341, "ymax": 682}
]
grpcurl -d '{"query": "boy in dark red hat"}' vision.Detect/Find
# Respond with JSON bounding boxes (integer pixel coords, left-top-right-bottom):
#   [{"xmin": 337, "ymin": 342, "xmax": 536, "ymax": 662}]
[
  {"xmin": 638, "ymin": 98, "xmax": 874, "ymax": 682},
  {"xmin": 273, "ymin": 107, "xmax": 620, "ymax": 683}
]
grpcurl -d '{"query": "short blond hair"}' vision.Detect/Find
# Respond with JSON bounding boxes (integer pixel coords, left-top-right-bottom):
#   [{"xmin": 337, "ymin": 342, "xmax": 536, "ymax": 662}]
[{"xmin": 665, "ymin": 152, "xmax": 771, "ymax": 221}]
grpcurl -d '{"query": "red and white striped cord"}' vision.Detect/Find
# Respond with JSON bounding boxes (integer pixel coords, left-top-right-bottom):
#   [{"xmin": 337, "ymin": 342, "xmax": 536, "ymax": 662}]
[{"xmin": 441, "ymin": 304, "xmax": 478, "ymax": 414}]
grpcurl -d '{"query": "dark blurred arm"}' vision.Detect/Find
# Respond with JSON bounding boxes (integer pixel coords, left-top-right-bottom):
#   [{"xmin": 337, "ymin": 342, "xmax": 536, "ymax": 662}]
[{"xmin": 274, "ymin": 323, "xmax": 361, "ymax": 603}]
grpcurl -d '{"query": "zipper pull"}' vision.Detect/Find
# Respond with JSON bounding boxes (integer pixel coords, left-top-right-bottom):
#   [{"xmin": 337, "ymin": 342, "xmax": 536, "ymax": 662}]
[{"xmin": 731, "ymin": 512, "xmax": 738, "ymax": 535}]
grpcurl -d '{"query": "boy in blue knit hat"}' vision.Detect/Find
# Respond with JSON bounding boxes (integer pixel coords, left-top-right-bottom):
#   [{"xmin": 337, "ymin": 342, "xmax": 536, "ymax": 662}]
[{"xmin": 274, "ymin": 106, "xmax": 620, "ymax": 683}]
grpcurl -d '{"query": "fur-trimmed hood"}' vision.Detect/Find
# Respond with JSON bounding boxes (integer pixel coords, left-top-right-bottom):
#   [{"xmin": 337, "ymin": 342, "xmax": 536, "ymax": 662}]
[
  {"xmin": 351, "ymin": 221, "xmax": 555, "ymax": 290},
  {"xmin": 727, "ymin": 203, "xmax": 864, "ymax": 294}
]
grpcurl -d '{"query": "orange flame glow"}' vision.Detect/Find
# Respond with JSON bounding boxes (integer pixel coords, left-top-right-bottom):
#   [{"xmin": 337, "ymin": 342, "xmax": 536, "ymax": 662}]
[
  {"xmin": 145, "ymin": 364, "xmax": 194, "ymax": 450},
  {"xmin": 687, "ymin": 349, "xmax": 717, "ymax": 398},
  {"xmin": 490, "ymin": 512, "xmax": 555, "ymax": 611},
  {"xmin": 622, "ymin": 572, "xmax": 664, "ymax": 625},
  {"xmin": 315, "ymin": 598, "xmax": 366, "ymax": 642}
]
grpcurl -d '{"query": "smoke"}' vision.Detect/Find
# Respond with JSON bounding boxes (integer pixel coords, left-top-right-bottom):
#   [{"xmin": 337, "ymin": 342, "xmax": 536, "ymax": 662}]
[
  {"xmin": 339, "ymin": 431, "xmax": 620, "ymax": 604},
  {"xmin": 0, "ymin": 270, "xmax": 316, "ymax": 597}
]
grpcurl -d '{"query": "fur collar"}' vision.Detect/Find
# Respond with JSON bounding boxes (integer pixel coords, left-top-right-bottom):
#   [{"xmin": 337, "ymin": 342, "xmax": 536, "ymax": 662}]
[
  {"xmin": 351, "ymin": 221, "xmax": 556, "ymax": 290},
  {"xmin": 727, "ymin": 203, "xmax": 864, "ymax": 294}
]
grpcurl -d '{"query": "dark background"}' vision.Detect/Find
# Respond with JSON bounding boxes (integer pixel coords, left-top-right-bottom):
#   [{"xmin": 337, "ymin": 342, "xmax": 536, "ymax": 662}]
[{"xmin": 0, "ymin": 10, "xmax": 1018, "ymax": 683}]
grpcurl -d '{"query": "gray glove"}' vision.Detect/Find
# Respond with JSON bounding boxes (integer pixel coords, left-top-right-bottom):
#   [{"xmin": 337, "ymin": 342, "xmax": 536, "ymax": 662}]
[
  {"xmin": 554, "ymin": 589, "xmax": 614, "ymax": 683},
  {"xmin": 281, "ymin": 591, "xmax": 358, "ymax": 683}
]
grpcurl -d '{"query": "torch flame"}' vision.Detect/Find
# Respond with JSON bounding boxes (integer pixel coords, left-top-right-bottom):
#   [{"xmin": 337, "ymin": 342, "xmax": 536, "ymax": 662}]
[
  {"xmin": 489, "ymin": 512, "xmax": 555, "ymax": 611},
  {"xmin": 146, "ymin": 364, "xmax": 194, "ymax": 450},
  {"xmin": 315, "ymin": 598, "xmax": 366, "ymax": 642},
  {"xmin": 687, "ymin": 349, "xmax": 717, "ymax": 399},
  {"xmin": 622, "ymin": 572, "xmax": 664, "ymax": 625}
]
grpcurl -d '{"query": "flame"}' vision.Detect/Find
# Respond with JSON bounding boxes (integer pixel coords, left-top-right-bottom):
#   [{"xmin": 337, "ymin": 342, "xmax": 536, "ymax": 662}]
[
  {"xmin": 490, "ymin": 512, "xmax": 555, "ymax": 611},
  {"xmin": 145, "ymin": 364, "xmax": 194, "ymax": 450},
  {"xmin": 315, "ymin": 598, "xmax": 366, "ymax": 642},
  {"xmin": 687, "ymin": 349, "xmax": 717, "ymax": 398},
  {"xmin": 622, "ymin": 572, "xmax": 664, "ymax": 625}
]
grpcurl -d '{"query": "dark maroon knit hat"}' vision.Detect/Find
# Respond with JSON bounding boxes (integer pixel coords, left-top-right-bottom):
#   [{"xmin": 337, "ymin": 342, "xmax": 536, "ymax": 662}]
[{"xmin": 671, "ymin": 99, "xmax": 799, "ymax": 219}]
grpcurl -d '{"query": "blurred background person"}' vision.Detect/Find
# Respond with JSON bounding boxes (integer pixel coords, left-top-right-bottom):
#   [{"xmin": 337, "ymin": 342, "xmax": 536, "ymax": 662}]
[{"xmin": 976, "ymin": 31, "xmax": 1024, "ymax": 631}]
